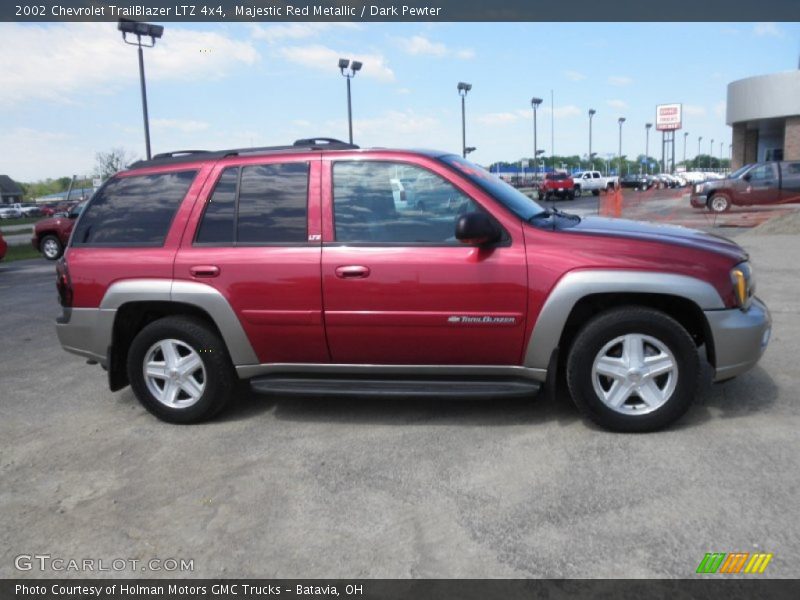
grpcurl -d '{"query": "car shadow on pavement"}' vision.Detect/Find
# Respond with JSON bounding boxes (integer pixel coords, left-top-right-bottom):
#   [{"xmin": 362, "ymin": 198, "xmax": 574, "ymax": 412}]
[
  {"xmin": 674, "ymin": 364, "xmax": 779, "ymax": 430},
  {"xmin": 221, "ymin": 384, "xmax": 582, "ymax": 428}
]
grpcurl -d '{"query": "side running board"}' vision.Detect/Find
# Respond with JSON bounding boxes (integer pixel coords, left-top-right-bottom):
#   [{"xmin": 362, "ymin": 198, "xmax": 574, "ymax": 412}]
[{"xmin": 249, "ymin": 377, "xmax": 541, "ymax": 399}]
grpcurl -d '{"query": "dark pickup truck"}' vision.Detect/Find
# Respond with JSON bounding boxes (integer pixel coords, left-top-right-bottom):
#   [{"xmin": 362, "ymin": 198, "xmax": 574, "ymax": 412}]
[{"xmin": 690, "ymin": 161, "xmax": 800, "ymax": 213}]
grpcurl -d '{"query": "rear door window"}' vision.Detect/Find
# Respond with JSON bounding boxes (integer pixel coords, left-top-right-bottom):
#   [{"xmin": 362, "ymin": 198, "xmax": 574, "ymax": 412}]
[
  {"xmin": 195, "ymin": 162, "xmax": 309, "ymax": 245},
  {"xmin": 72, "ymin": 171, "xmax": 197, "ymax": 246}
]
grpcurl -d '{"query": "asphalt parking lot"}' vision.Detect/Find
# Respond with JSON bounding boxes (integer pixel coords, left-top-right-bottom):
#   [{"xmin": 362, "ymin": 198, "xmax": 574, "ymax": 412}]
[{"xmin": 1, "ymin": 205, "xmax": 799, "ymax": 579}]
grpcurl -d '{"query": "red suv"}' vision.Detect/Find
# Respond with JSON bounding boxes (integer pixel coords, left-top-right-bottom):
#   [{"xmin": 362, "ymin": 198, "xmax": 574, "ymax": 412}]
[
  {"xmin": 32, "ymin": 201, "xmax": 86, "ymax": 260},
  {"xmin": 54, "ymin": 138, "xmax": 770, "ymax": 431},
  {"xmin": 538, "ymin": 172, "xmax": 576, "ymax": 201}
]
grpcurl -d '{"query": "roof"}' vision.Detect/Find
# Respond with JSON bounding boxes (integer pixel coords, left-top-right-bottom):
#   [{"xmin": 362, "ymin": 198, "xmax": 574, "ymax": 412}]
[
  {"xmin": 0, "ymin": 175, "xmax": 22, "ymax": 195},
  {"xmin": 126, "ymin": 138, "xmax": 453, "ymax": 170}
]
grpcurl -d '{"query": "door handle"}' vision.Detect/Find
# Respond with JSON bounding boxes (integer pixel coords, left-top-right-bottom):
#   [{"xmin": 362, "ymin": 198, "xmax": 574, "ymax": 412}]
[
  {"xmin": 335, "ymin": 265, "xmax": 370, "ymax": 279},
  {"xmin": 190, "ymin": 265, "xmax": 220, "ymax": 278}
]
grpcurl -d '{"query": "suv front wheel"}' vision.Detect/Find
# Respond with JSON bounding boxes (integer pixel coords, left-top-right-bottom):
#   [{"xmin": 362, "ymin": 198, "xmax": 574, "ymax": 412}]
[
  {"xmin": 566, "ymin": 307, "xmax": 699, "ymax": 432},
  {"xmin": 127, "ymin": 316, "xmax": 236, "ymax": 423}
]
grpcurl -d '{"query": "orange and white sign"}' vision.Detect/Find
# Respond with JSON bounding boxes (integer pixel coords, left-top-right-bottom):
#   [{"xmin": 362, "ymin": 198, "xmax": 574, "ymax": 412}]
[{"xmin": 656, "ymin": 103, "xmax": 682, "ymax": 131}]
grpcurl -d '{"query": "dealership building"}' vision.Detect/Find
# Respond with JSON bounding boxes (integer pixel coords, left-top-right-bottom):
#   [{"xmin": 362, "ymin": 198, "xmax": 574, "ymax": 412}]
[{"xmin": 728, "ymin": 70, "xmax": 800, "ymax": 169}]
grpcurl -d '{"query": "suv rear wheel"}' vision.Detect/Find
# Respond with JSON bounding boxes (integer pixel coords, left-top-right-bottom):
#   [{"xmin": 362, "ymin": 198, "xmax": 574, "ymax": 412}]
[
  {"xmin": 127, "ymin": 316, "xmax": 236, "ymax": 423},
  {"xmin": 566, "ymin": 307, "xmax": 699, "ymax": 432}
]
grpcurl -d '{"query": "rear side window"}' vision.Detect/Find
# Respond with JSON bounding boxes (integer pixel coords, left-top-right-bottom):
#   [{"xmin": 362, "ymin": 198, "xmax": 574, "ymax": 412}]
[
  {"xmin": 72, "ymin": 171, "xmax": 196, "ymax": 246},
  {"xmin": 195, "ymin": 163, "xmax": 309, "ymax": 245}
]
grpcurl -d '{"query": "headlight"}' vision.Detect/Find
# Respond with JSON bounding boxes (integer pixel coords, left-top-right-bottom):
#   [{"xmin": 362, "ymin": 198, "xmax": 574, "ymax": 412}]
[
  {"xmin": 730, "ymin": 261, "xmax": 754, "ymax": 310},
  {"xmin": 694, "ymin": 184, "xmax": 703, "ymax": 193}
]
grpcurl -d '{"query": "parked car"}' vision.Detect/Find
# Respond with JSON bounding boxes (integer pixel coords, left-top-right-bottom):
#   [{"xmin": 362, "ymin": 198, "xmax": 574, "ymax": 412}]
[
  {"xmin": 0, "ymin": 230, "xmax": 7, "ymax": 261},
  {"xmin": 690, "ymin": 161, "xmax": 800, "ymax": 213},
  {"xmin": 2, "ymin": 202, "xmax": 41, "ymax": 217},
  {"xmin": 38, "ymin": 205, "xmax": 56, "ymax": 217},
  {"xmin": 0, "ymin": 206, "xmax": 23, "ymax": 219},
  {"xmin": 30, "ymin": 201, "xmax": 85, "ymax": 260},
  {"xmin": 54, "ymin": 137, "xmax": 770, "ymax": 432},
  {"xmin": 537, "ymin": 172, "xmax": 575, "ymax": 200},
  {"xmin": 572, "ymin": 171, "xmax": 619, "ymax": 196},
  {"xmin": 619, "ymin": 174, "xmax": 651, "ymax": 191}
]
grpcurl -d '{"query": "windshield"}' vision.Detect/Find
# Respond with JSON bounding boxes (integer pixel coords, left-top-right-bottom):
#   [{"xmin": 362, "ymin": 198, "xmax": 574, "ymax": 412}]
[
  {"xmin": 728, "ymin": 165, "xmax": 751, "ymax": 179},
  {"xmin": 546, "ymin": 173, "xmax": 569, "ymax": 181},
  {"xmin": 440, "ymin": 155, "xmax": 545, "ymax": 221}
]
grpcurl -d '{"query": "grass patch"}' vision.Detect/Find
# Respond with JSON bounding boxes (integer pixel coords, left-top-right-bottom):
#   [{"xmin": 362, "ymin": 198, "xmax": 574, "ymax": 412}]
[
  {"xmin": 2, "ymin": 244, "xmax": 43, "ymax": 263},
  {"xmin": 0, "ymin": 217, "xmax": 40, "ymax": 231}
]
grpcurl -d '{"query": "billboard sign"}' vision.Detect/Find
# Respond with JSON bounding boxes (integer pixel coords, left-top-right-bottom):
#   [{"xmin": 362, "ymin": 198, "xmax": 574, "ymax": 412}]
[{"xmin": 656, "ymin": 103, "xmax": 682, "ymax": 131}]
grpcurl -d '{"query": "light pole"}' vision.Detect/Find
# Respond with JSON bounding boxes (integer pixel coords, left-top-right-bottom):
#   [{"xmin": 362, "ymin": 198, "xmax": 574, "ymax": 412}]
[
  {"xmin": 645, "ymin": 122, "xmax": 652, "ymax": 174},
  {"xmin": 698, "ymin": 136, "xmax": 703, "ymax": 167},
  {"xmin": 588, "ymin": 109, "xmax": 596, "ymax": 169},
  {"xmin": 531, "ymin": 97, "xmax": 542, "ymax": 170},
  {"xmin": 683, "ymin": 131, "xmax": 689, "ymax": 167},
  {"xmin": 338, "ymin": 58, "xmax": 362, "ymax": 145},
  {"xmin": 618, "ymin": 117, "xmax": 626, "ymax": 176},
  {"xmin": 457, "ymin": 82, "xmax": 472, "ymax": 158},
  {"xmin": 710, "ymin": 138, "xmax": 714, "ymax": 170},
  {"xmin": 118, "ymin": 19, "xmax": 164, "ymax": 161}
]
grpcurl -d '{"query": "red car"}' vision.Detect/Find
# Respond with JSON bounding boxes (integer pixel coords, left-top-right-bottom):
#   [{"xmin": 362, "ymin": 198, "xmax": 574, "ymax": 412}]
[
  {"xmin": 31, "ymin": 202, "xmax": 85, "ymax": 260},
  {"xmin": 537, "ymin": 172, "xmax": 576, "ymax": 201},
  {"xmin": 0, "ymin": 230, "xmax": 7, "ymax": 261},
  {"xmin": 54, "ymin": 138, "xmax": 770, "ymax": 432}
]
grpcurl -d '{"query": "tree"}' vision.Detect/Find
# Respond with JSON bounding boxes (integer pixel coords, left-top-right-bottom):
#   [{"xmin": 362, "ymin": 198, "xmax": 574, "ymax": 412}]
[{"xmin": 95, "ymin": 148, "xmax": 136, "ymax": 180}]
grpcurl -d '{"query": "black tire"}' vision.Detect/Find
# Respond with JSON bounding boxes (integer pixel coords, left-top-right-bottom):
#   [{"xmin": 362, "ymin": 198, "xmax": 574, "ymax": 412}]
[
  {"xmin": 708, "ymin": 193, "xmax": 731, "ymax": 213},
  {"xmin": 567, "ymin": 191, "xmax": 575, "ymax": 200},
  {"xmin": 592, "ymin": 189, "xmax": 600, "ymax": 196},
  {"xmin": 574, "ymin": 185, "xmax": 582, "ymax": 198},
  {"xmin": 566, "ymin": 306, "xmax": 699, "ymax": 432},
  {"xmin": 127, "ymin": 316, "xmax": 237, "ymax": 423},
  {"xmin": 40, "ymin": 234, "xmax": 63, "ymax": 260},
  {"xmin": 537, "ymin": 193, "xmax": 545, "ymax": 201}
]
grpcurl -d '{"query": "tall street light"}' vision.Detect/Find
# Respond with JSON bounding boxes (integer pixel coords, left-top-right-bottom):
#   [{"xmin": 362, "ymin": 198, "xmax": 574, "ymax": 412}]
[
  {"xmin": 118, "ymin": 19, "xmax": 164, "ymax": 161},
  {"xmin": 531, "ymin": 97, "xmax": 542, "ymax": 170},
  {"xmin": 338, "ymin": 58, "xmax": 362, "ymax": 145},
  {"xmin": 618, "ymin": 117, "xmax": 626, "ymax": 176},
  {"xmin": 710, "ymin": 138, "xmax": 714, "ymax": 169},
  {"xmin": 588, "ymin": 109, "xmax": 596, "ymax": 169},
  {"xmin": 720, "ymin": 141, "xmax": 724, "ymax": 166},
  {"xmin": 683, "ymin": 131, "xmax": 689, "ymax": 166},
  {"xmin": 457, "ymin": 82, "xmax": 472, "ymax": 159},
  {"xmin": 645, "ymin": 122, "xmax": 652, "ymax": 174},
  {"xmin": 698, "ymin": 135, "xmax": 703, "ymax": 164}
]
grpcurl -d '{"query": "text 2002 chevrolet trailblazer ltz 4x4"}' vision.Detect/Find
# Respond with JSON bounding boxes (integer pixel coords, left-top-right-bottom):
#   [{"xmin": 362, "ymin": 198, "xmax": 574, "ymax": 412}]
[{"xmin": 54, "ymin": 138, "xmax": 771, "ymax": 432}]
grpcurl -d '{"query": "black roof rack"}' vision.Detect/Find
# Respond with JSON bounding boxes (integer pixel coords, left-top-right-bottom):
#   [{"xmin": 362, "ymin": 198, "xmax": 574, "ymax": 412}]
[{"xmin": 129, "ymin": 138, "xmax": 359, "ymax": 169}]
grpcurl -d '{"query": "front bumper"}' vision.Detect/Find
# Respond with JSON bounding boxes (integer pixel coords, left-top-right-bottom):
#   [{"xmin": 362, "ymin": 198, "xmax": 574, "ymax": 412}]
[{"xmin": 704, "ymin": 297, "xmax": 771, "ymax": 382}]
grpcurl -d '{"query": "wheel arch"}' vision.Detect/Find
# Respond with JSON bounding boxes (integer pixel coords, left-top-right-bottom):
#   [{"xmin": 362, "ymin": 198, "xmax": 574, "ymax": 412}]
[
  {"xmin": 523, "ymin": 270, "xmax": 723, "ymax": 372},
  {"xmin": 101, "ymin": 279, "xmax": 258, "ymax": 391}
]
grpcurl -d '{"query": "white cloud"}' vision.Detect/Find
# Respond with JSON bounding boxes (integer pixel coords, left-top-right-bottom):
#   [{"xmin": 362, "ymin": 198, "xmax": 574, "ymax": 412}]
[
  {"xmin": 0, "ymin": 23, "xmax": 259, "ymax": 107},
  {"xmin": 683, "ymin": 105, "xmax": 707, "ymax": 117},
  {"xmin": 396, "ymin": 35, "xmax": 475, "ymax": 60},
  {"xmin": 608, "ymin": 75, "xmax": 633, "ymax": 86},
  {"xmin": 754, "ymin": 22, "xmax": 783, "ymax": 37},
  {"xmin": 277, "ymin": 44, "xmax": 395, "ymax": 82},
  {"xmin": 606, "ymin": 99, "xmax": 628, "ymax": 110},
  {"xmin": 250, "ymin": 23, "xmax": 359, "ymax": 44},
  {"xmin": 0, "ymin": 128, "xmax": 98, "ymax": 180},
  {"xmin": 151, "ymin": 119, "xmax": 209, "ymax": 133},
  {"xmin": 564, "ymin": 70, "xmax": 587, "ymax": 82},
  {"xmin": 396, "ymin": 87, "xmax": 411, "ymax": 95}
]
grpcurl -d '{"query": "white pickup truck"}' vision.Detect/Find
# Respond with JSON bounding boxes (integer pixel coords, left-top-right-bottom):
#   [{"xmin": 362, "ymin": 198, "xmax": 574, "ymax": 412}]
[
  {"xmin": 572, "ymin": 171, "xmax": 619, "ymax": 196},
  {"xmin": 0, "ymin": 202, "xmax": 41, "ymax": 218}
]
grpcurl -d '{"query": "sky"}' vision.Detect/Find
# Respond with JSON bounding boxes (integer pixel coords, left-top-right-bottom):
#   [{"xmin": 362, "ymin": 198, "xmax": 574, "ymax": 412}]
[{"xmin": 1, "ymin": 21, "xmax": 798, "ymax": 181}]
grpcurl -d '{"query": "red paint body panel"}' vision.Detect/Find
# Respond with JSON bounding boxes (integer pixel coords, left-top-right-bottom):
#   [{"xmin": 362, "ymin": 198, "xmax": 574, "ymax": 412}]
[
  {"xmin": 319, "ymin": 152, "xmax": 528, "ymax": 365},
  {"xmin": 173, "ymin": 154, "xmax": 329, "ymax": 364}
]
